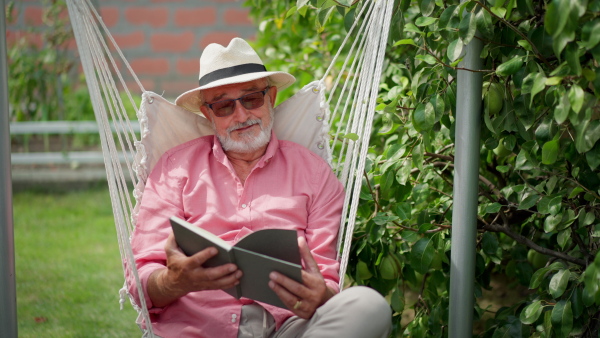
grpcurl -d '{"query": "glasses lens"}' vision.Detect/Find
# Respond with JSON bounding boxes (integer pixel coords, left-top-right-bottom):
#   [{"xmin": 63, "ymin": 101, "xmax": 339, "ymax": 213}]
[
  {"xmin": 240, "ymin": 91, "xmax": 266, "ymax": 110},
  {"xmin": 211, "ymin": 100, "xmax": 235, "ymax": 117}
]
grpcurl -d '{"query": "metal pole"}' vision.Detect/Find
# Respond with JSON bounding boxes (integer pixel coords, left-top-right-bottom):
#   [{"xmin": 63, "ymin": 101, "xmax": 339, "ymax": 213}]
[
  {"xmin": 0, "ymin": 0, "xmax": 18, "ymax": 336},
  {"xmin": 448, "ymin": 10, "xmax": 483, "ymax": 338}
]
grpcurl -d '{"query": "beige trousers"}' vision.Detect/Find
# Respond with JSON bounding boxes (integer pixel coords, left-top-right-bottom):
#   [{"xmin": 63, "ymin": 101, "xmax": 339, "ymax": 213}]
[{"xmin": 237, "ymin": 286, "xmax": 392, "ymax": 338}]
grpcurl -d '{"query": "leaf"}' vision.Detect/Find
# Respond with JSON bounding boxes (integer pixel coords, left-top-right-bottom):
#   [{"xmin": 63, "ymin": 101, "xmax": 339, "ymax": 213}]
[
  {"xmin": 548, "ymin": 195, "xmax": 562, "ymax": 216},
  {"xmin": 394, "ymin": 39, "xmax": 417, "ymax": 46},
  {"xmin": 496, "ymin": 57, "xmax": 523, "ymax": 77},
  {"xmin": 530, "ymin": 267, "xmax": 551, "ymax": 289},
  {"xmin": 458, "ymin": 11, "xmax": 477, "ymax": 45},
  {"xmin": 549, "ymin": 269, "xmax": 570, "ymax": 298},
  {"xmin": 415, "ymin": 54, "xmax": 438, "ymax": 65},
  {"xmin": 419, "ymin": 0, "xmax": 436, "ymax": 16},
  {"xmin": 395, "ymin": 202, "xmax": 412, "ymax": 221},
  {"xmin": 475, "ymin": 8, "xmax": 494, "ymax": 39},
  {"xmin": 554, "ymin": 91, "xmax": 570, "ymax": 124},
  {"xmin": 581, "ymin": 19, "xmax": 600, "ymax": 49},
  {"xmin": 404, "ymin": 23, "xmax": 423, "ymax": 34},
  {"xmin": 545, "ymin": 77, "xmax": 563, "ymax": 86},
  {"xmin": 544, "ymin": 214, "xmax": 562, "ymax": 233},
  {"xmin": 482, "ymin": 232, "xmax": 499, "ymax": 256},
  {"xmin": 343, "ymin": 133, "xmax": 359, "ymax": 141},
  {"xmin": 391, "ymin": 287, "xmax": 404, "ymax": 313},
  {"xmin": 490, "ymin": 6, "xmax": 506, "ymax": 19},
  {"xmin": 485, "ymin": 202, "xmax": 502, "ymax": 213},
  {"xmin": 439, "ymin": 5, "xmax": 458, "ymax": 29},
  {"xmin": 544, "ymin": 0, "xmax": 570, "ymax": 37},
  {"xmin": 410, "ymin": 236, "xmax": 435, "ymax": 275},
  {"xmin": 557, "ymin": 229, "xmax": 570, "ymax": 249},
  {"xmin": 412, "ymin": 102, "xmax": 435, "ymax": 133},
  {"xmin": 395, "ymin": 159, "xmax": 412, "ymax": 185},
  {"xmin": 565, "ymin": 43, "xmax": 582, "ymax": 76},
  {"xmin": 586, "ymin": 143, "xmax": 600, "ymax": 170},
  {"xmin": 575, "ymin": 119, "xmax": 600, "ymax": 153},
  {"xmin": 415, "ymin": 16, "xmax": 438, "ymax": 27},
  {"xmin": 530, "ymin": 73, "xmax": 547, "ymax": 107},
  {"xmin": 447, "ymin": 39, "xmax": 464, "ymax": 61},
  {"xmin": 551, "ymin": 300, "xmax": 573, "ymax": 338},
  {"xmin": 520, "ymin": 300, "xmax": 543, "ymax": 325},
  {"xmin": 568, "ymin": 85, "xmax": 584, "ymax": 113},
  {"xmin": 519, "ymin": 193, "xmax": 539, "ymax": 210},
  {"xmin": 542, "ymin": 139, "xmax": 559, "ymax": 165}
]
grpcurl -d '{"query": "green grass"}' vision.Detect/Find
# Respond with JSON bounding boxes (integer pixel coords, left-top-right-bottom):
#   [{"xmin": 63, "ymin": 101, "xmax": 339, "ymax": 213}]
[{"xmin": 13, "ymin": 188, "xmax": 141, "ymax": 337}]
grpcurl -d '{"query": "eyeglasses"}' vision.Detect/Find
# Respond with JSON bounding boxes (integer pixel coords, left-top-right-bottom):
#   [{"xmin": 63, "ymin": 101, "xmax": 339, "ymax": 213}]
[{"xmin": 204, "ymin": 87, "xmax": 271, "ymax": 117}]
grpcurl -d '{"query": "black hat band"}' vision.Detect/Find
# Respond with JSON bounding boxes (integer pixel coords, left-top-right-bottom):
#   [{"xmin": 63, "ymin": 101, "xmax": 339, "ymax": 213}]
[{"xmin": 199, "ymin": 63, "xmax": 267, "ymax": 87}]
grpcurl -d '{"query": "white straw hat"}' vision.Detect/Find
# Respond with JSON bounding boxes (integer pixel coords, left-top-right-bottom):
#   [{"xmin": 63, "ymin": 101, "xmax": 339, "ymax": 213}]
[{"xmin": 175, "ymin": 37, "xmax": 296, "ymax": 113}]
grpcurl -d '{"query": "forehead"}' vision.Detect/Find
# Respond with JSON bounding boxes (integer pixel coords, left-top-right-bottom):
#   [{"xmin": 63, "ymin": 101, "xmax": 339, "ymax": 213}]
[{"xmin": 203, "ymin": 78, "xmax": 268, "ymax": 102}]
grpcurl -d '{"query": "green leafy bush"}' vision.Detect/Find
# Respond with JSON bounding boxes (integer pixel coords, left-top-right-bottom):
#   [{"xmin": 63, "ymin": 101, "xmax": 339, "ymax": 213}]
[{"xmin": 247, "ymin": 0, "xmax": 600, "ymax": 336}]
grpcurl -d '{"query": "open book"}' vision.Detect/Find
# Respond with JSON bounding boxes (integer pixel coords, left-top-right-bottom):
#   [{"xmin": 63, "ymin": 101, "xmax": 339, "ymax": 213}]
[{"xmin": 170, "ymin": 216, "xmax": 302, "ymax": 308}]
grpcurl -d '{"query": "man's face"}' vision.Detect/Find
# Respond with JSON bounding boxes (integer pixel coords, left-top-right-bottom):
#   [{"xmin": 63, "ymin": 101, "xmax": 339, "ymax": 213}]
[{"xmin": 200, "ymin": 79, "xmax": 277, "ymax": 153}]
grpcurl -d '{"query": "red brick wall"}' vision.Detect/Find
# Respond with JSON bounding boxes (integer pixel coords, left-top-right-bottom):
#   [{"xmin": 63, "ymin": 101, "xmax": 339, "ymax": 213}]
[{"xmin": 6, "ymin": 0, "xmax": 257, "ymax": 100}]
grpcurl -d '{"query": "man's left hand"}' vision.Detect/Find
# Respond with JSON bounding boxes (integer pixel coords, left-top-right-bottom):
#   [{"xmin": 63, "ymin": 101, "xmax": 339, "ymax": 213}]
[{"xmin": 268, "ymin": 236, "xmax": 335, "ymax": 319}]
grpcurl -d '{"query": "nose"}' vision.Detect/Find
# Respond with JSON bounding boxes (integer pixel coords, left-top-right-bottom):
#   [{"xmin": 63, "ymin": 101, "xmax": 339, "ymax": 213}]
[{"xmin": 230, "ymin": 99, "xmax": 252, "ymax": 121}]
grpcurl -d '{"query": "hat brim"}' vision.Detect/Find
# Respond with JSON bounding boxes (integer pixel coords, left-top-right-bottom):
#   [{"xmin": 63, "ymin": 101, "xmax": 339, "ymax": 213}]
[{"xmin": 175, "ymin": 71, "xmax": 296, "ymax": 113}]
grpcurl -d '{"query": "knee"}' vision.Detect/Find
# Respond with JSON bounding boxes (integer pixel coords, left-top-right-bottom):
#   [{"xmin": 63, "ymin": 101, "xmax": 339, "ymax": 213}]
[{"xmin": 343, "ymin": 286, "xmax": 391, "ymax": 319}]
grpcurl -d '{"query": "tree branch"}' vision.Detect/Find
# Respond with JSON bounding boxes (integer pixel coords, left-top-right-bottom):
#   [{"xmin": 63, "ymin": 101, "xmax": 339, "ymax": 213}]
[{"xmin": 483, "ymin": 222, "xmax": 586, "ymax": 267}]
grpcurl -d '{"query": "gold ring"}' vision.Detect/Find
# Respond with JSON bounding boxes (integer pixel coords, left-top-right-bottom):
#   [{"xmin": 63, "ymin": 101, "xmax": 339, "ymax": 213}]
[{"xmin": 293, "ymin": 300, "xmax": 302, "ymax": 310}]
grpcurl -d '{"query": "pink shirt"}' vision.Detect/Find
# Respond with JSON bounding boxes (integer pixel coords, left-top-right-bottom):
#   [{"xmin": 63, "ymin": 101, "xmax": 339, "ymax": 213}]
[{"xmin": 129, "ymin": 132, "xmax": 344, "ymax": 338}]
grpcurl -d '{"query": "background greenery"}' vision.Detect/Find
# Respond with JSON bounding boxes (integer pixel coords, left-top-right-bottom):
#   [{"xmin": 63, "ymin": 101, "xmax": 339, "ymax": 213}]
[
  {"xmin": 245, "ymin": 0, "xmax": 600, "ymax": 336},
  {"xmin": 14, "ymin": 188, "xmax": 139, "ymax": 337}
]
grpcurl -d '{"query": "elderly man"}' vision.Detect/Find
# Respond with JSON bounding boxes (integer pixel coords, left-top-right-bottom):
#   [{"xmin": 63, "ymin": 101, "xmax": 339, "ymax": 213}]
[{"xmin": 130, "ymin": 38, "xmax": 391, "ymax": 338}]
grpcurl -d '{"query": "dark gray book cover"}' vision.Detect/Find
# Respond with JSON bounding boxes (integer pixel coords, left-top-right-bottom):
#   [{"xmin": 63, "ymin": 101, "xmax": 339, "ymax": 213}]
[{"xmin": 170, "ymin": 216, "xmax": 302, "ymax": 308}]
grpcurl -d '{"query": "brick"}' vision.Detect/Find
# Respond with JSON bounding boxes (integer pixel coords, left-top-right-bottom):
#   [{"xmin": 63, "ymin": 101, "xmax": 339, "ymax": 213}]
[
  {"xmin": 129, "ymin": 58, "xmax": 170, "ymax": 75},
  {"xmin": 125, "ymin": 79, "xmax": 156, "ymax": 93},
  {"xmin": 6, "ymin": 30, "xmax": 43, "ymax": 49},
  {"xmin": 124, "ymin": 7, "xmax": 168, "ymax": 28},
  {"xmin": 24, "ymin": 6, "xmax": 43, "ymax": 26},
  {"xmin": 176, "ymin": 58, "xmax": 200, "ymax": 76},
  {"xmin": 151, "ymin": 31, "xmax": 195, "ymax": 53},
  {"xmin": 174, "ymin": 7, "xmax": 217, "ymax": 27},
  {"xmin": 112, "ymin": 31, "xmax": 145, "ymax": 49},
  {"xmin": 199, "ymin": 32, "xmax": 239, "ymax": 49},
  {"xmin": 223, "ymin": 8, "xmax": 253, "ymax": 26},
  {"xmin": 151, "ymin": 0, "xmax": 185, "ymax": 2},
  {"xmin": 99, "ymin": 7, "xmax": 119, "ymax": 28},
  {"xmin": 159, "ymin": 80, "xmax": 198, "ymax": 97}
]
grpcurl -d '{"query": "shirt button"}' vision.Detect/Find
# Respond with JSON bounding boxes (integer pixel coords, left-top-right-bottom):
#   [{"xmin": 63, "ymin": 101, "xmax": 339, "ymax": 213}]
[
  {"xmin": 241, "ymin": 204, "xmax": 247, "ymax": 209},
  {"xmin": 231, "ymin": 314, "xmax": 237, "ymax": 323}
]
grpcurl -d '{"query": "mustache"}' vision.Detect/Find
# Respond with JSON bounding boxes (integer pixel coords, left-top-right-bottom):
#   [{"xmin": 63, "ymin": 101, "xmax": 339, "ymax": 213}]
[{"xmin": 227, "ymin": 118, "xmax": 262, "ymax": 133}]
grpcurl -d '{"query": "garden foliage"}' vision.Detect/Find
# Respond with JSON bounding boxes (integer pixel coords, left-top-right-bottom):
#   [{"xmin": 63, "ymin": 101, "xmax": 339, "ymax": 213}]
[{"xmin": 246, "ymin": 0, "xmax": 600, "ymax": 336}]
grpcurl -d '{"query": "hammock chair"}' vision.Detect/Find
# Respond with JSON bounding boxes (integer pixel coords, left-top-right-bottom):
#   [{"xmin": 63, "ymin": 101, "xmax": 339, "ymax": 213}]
[{"xmin": 65, "ymin": 0, "xmax": 393, "ymax": 335}]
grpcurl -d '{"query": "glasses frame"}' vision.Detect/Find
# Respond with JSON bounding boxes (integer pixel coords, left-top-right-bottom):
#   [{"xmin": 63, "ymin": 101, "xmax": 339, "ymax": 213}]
[{"xmin": 203, "ymin": 86, "xmax": 271, "ymax": 118}]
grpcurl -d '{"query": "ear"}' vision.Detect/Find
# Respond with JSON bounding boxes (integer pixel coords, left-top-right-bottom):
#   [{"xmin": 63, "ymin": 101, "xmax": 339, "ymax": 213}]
[
  {"xmin": 199, "ymin": 105, "xmax": 213, "ymax": 122},
  {"xmin": 268, "ymin": 86, "xmax": 277, "ymax": 107}
]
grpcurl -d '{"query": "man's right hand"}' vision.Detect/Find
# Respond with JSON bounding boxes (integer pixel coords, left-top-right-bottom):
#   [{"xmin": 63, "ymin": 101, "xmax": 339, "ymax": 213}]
[{"xmin": 147, "ymin": 233, "xmax": 242, "ymax": 308}]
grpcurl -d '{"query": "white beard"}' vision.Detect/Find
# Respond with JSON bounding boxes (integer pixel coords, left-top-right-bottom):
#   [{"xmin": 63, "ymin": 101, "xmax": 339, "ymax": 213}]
[{"xmin": 213, "ymin": 107, "xmax": 274, "ymax": 153}]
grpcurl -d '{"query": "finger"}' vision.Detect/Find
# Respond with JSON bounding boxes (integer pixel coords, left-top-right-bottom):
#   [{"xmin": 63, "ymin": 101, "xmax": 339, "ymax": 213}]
[
  {"xmin": 189, "ymin": 246, "xmax": 220, "ymax": 266},
  {"xmin": 164, "ymin": 233, "xmax": 183, "ymax": 255},
  {"xmin": 202, "ymin": 264, "xmax": 241, "ymax": 281},
  {"xmin": 269, "ymin": 271, "xmax": 307, "ymax": 300},
  {"xmin": 268, "ymin": 277, "xmax": 303, "ymax": 309},
  {"xmin": 203, "ymin": 268, "xmax": 243, "ymax": 289},
  {"xmin": 298, "ymin": 237, "xmax": 320, "ymax": 273}
]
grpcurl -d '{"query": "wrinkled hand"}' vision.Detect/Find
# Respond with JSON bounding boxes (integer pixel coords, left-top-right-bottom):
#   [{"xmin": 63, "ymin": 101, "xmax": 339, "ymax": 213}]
[
  {"xmin": 268, "ymin": 236, "xmax": 335, "ymax": 319},
  {"xmin": 148, "ymin": 233, "xmax": 242, "ymax": 307}
]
